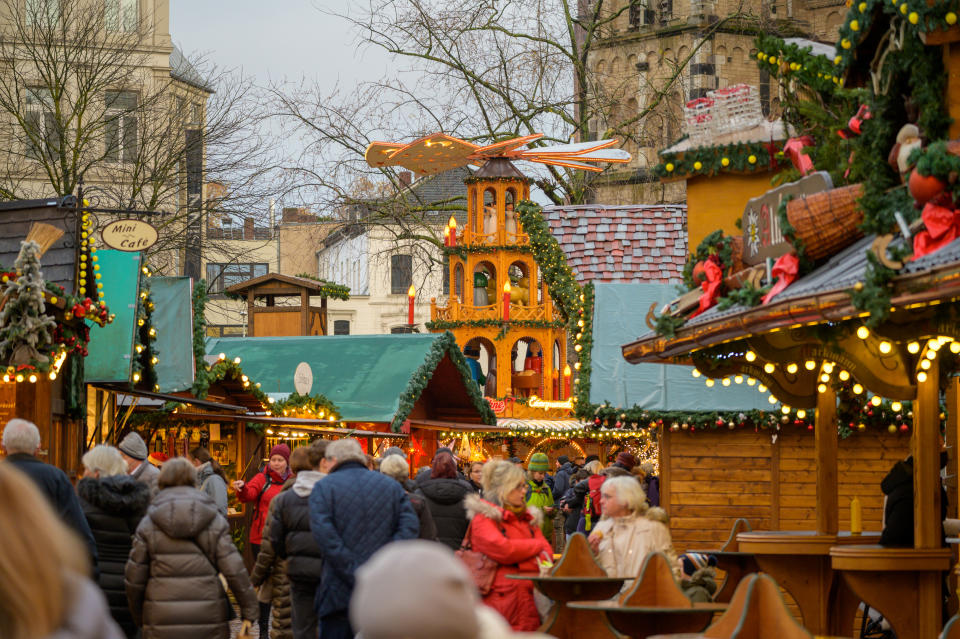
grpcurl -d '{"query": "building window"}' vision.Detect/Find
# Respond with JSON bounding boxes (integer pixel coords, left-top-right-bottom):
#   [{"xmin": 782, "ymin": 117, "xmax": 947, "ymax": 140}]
[
  {"xmin": 205, "ymin": 262, "xmax": 268, "ymax": 294},
  {"xmin": 333, "ymin": 320, "xmax": 350, "ymax": 335},
  {"xmin": 105, "ymin": 0, "xmax": 137, "ymax": 32},
  {"xmin": 390, "ymin": 254, "xmax": 412, "ymax": 294},
  {"xmin": 104, "ymin": 91, "xmax": 137, "ymax": 163},
  {"xmin": 25, "ymin": 87, "xmax": 58, "ymax": 160},
  {"xmin": 442, "ymin": 254, "xmax": 450, "ymax": 295},
  {"xmin": 206, "ymin": 325, "xmax": 245, "ymax": 337},
  {"xmin": 26, "ymin": 0, "xmax": 59, "ymax": 25}
]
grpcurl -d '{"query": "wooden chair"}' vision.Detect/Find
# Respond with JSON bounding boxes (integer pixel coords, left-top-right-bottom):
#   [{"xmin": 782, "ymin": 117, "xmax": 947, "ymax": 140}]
[
  {"xmin": 551, "ymin": 532, "xmax": 607, "ymax": 577},
  {"xmin": 709, "ymin": 518, "xmax": 758, "ymax": 604},
  {"xmin": 703, "ymin": 573, "xmax": 811, "ymax": 639},
  {"xmin": 721, "ymin": 518, "xmax": 753, "ymax": 552}
]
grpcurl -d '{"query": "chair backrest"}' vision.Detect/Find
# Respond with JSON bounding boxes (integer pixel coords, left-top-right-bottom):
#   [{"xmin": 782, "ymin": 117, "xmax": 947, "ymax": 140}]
[
  {"xmin": 942, "ymin": 613, "xmax": 960, "ymax": 639},
  {"xmin": 619, "ymin": 552, "xmax": 691, "ymax": 608},
  {"xmin": 720, "ymin": 518, "xmax": 753, "ymax": 552},
  {"xmin": 550, "ymin": 533, "xmax": 607, "ymax": 577},
  {"xmin": 704, "ymin": 573, "xmax": 811, "ymax": 639}
]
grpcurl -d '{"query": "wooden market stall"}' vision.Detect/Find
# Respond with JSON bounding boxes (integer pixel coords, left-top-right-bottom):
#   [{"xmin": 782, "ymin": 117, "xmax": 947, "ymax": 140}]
[
  {"xmin": 619, "ymin": 8, "xmax": 960, "ymax": 634},
  {"xmin": 225, "ymin": 273, "xmax": 349, "ymax": 337}
]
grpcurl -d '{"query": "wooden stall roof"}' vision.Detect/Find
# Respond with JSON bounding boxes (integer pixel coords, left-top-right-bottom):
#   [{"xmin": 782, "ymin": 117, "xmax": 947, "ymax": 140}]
[
  {"xmin": 0, "ymin": 196, "xmax": 85, "ymax": 293},
  {"xmin": 622, "ymin": 235, "xmax": 960, "ymax": 364},
  {"xmin": 225, "ymin": 273, "xmax": 344, "ymax": 297},
  {"xmin": 205, "ymin": 332, "xmax": 498, "ymax": 429}
]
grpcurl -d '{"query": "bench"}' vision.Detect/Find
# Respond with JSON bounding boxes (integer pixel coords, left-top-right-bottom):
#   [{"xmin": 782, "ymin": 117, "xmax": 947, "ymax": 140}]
[{"xmin": 830, "ymin": 544, "xmax": 952, "ymax": 639}]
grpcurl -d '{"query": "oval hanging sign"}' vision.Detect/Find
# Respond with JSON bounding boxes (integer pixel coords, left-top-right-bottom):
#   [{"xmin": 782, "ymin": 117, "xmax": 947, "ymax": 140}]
[
  {"xmin": 294, "ymin": 362, "xmax": 313, "ymax": 395},
  {"xmin": 100, "ymin": 219, "xmax": 158, "ymax": 252}
]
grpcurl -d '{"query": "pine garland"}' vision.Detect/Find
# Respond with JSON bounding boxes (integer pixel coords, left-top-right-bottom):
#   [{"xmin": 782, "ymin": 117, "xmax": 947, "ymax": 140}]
[
  {"xmin": 0, "ymin": 241, "xmax": 56, "ymax": 369},
  {"xmin": 655, "ymin": 140, "xmax": 786, "ymax": 180},
  {"xmin": 191, "ymin": 280, "xmax": 211, "ymax": 398},
  {"xmin": 572, "ymin": 283, "xmax": 594, "ymax": 419},
  {"xmin": 515, "ymin": 200, "xmax": 583, "ymax": 323}
]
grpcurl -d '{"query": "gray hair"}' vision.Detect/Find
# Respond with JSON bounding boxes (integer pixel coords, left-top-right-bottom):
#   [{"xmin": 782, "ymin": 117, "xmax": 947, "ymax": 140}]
[
  {"xmin": 379, "ymin": 455, "xmax": 410, "ymax": 483},
  {"xmin": 584, "ymin": 460, "xmax": 603, "ymax": 475},
  {"xmin": 482, "ymin": 460, "xmax": 526, "ymax": 507},
  {"xmin": 601, "ymin": 476, "xmax": 648, "ymax": 516},
  {"xmin": 81, "ymin": 445, "xmax": 127, "ymax": 477},
  {"xmin": 157, "ymin": 457, "xmax": 197, "ymax": 490},
  {"xmin": 1, "ymin": 418, "xmax": 41, "ymax": 455},
  {"xmin": 325, "ymin": 438, "xmax": 365, "ymax": 465}
]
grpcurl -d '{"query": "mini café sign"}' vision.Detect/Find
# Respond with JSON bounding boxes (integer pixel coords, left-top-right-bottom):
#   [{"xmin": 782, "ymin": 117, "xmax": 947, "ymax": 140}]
[{"xmin": 100, "ymin": 219, "xmax": 158, "ymax": 252}]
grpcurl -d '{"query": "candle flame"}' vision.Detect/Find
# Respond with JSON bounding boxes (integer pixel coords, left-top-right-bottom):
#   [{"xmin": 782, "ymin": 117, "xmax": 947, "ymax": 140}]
[
  {"xmin": 563, "ymin": 363, "xmax": 572, "ymax": 377},
  {"xmin": 408, "ymin": 285, "xmax": 416, "ymax": 297},
  {"xmin": 448, "ymin": 216, "xmax": 457, "ymax": 229},
  {"xmin": 503, "ymin": 281, "xmax": 511, "ymax": 293}
]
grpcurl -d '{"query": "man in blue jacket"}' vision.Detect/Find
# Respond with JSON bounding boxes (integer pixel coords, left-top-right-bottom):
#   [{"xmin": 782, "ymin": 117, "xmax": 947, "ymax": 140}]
[{"xmin": 309, "ymin": 438, "xmax": 418, "ymax": 639}]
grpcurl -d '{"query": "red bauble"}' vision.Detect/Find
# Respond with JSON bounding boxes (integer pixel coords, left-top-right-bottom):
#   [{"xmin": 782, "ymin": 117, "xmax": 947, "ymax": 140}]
[
  {"xmin": 909, "ymin": 170, "xmax": 947, "ymax": 206},
  {"xmin": 692, "ymin": 261, "xmax": 707, "ymax": 284}
]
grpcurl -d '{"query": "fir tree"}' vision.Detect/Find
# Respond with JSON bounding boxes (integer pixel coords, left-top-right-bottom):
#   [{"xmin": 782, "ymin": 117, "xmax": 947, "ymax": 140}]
[{"xmin": 0, "ymin": 240, "xmax": 56, "ymax": 367}]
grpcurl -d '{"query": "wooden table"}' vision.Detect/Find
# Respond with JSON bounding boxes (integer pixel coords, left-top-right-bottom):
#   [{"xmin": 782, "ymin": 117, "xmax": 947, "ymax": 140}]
[
  {"xmin": 736, "ymin": 530, "xmax": 879, "ymax": 635},
  {"xmin": 508, "ymin": 574, "xmax": 625, "ymax": 639},
  {"xmin": 569, "ymin": 601, "xmax": 727, "ymax": 639},
  {"xmin": 684, "ymin": 549, "xmax": 760, "ymax": 603}
]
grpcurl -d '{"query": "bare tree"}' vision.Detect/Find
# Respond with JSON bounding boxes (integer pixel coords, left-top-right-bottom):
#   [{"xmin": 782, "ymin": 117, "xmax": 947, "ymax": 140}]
[{"xmin": 0, "ymin": 0, "xmax": 281, "ymax": 276}]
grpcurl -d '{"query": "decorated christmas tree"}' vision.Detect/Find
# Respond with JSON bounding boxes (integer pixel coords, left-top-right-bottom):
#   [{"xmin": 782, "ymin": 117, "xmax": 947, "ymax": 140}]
[{"xmin": 0, "ymin": 240, "xmax": 56, "ymax": 367}]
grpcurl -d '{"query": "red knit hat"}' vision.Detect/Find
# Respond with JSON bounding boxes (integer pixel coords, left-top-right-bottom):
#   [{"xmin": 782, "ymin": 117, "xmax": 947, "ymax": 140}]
[
  {"xmin": 269, "ymin": 443, "xmax": 291, "ymax": 463},
  {"xmin": 615, "ymin": 451, "xmax": 637, "ymax": 470}
]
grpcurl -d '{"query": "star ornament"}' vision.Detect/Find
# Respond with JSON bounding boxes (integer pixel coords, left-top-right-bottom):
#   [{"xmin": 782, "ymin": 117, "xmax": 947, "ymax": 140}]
[{"xmin": 365, "ymin": 132, "xmax": 631, "ymax": 175}]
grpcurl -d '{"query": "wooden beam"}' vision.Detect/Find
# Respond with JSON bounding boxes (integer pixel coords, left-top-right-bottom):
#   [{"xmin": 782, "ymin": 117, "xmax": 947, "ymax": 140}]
[
  {"xmin": 815, "ymin": 384, "xmax": 838, "ymax": 535},
  {"xmin": 321, "ymin": 297, "xmax": 328, "ymax": 335},
  {"xmin": 246, "ymin": 290, "xmax": 255, "ymax": 337},
  {"xmin": 913, "ymin": 360, "xmax": 941, "ymax": 549},
  {"xmin": 300, "ymin": 289, "xmax": 309, "ymax": 335},
  {"xmin": 947, "ymin": 377, "xmax": 959, "ymax": 520},
  {"xmin": 660, "ymin": 425, "xmax": 671, "ymax": 516},
  {"xmin": 771, "ymin": 433, "xmax": 781, "ymax": 530}
]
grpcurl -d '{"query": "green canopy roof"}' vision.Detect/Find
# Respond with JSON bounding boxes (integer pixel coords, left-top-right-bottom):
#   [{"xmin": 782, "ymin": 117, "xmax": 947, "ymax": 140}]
[{"xmin": 204, "ymin": 332, "xmax": 496, "ymax": 431}]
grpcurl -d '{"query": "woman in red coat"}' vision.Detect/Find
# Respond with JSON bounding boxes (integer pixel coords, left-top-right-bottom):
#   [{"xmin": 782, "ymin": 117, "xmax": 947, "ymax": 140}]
[
  {"xmin": 232, "ymin": 443, "xmax": 291, "ymax": 637},
  {"xmin": 464, "ymin": 460, "xmax": 552, "ymax": 631}
]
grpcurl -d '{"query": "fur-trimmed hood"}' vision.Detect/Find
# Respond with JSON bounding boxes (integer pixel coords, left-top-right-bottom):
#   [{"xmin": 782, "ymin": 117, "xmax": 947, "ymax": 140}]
[
  {"xmin": 464, "ymin": 493, "xmax": 543, "ymax": 528},
  {"xmin": 77, "ymin": 474, "xmax": 150, "ymax": 517}
]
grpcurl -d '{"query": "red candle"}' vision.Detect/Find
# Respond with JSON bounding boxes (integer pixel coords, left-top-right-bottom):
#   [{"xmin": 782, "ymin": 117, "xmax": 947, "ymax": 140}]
[
  {"xmin": 443, "ymin": 226, "xmax": 450, "ymax": 247},
  {"xmin": 407, "ymin": 285, "xmax": 416, "ymax": 325},
  {"xmin": 502, "ymin": 281, "xmax": 511, "ymax": 322},
  {"xmin": 448, "ymin": 216, "xmax": 457, "ymax": 247},
  {"xmin": 563, "ymin": 364, "xmax": 571, "ymax": 399}
]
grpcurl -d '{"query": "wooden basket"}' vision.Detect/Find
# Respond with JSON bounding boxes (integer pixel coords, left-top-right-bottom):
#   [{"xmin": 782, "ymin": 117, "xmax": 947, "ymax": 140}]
[{"xmin": 785, "ymin": 183, "xmax": 864, "ymax": 261}]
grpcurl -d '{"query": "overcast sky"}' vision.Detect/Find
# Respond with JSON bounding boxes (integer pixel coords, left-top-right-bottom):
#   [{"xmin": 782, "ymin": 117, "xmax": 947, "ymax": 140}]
[{"xmin": 169, "ymin": 0, "xmax": 389, "ymax": 88}]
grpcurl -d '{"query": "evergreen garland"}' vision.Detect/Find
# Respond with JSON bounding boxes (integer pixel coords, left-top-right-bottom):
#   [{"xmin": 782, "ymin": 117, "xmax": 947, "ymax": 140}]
[
  {"xmin": 425, "ymin": 318, "xmax": 565, "ymax": 335},
  {"xmin": 682, "ymin": 230, "xmax": 735, "ymax": 289},
  {"xmin": 0, "ymin": 241, "xmax": 56, "ymax": 368},
  {"xmin": 272, "ymin": 390, "xmax": 340, "ymax": 420},
  {"xmin": 573, "ymin": 283, "xmax": 594, "ymax": 419},
  {"xmin": 444, "ymin": 245, "xmax": 533, "ymax": 259},
  {"xmin": 390, "ymin": 331, "xmax": 497, "ymax": 432},
  {"xmin": 191, "ymin": 280, "xmax": 211, "ymax": 398},
  {"xmin": 717, "ymin": 281, "xmax": 771, "ymax": 310},
  {"xmin": 515, "ymin": 200, "xmax": 583, "ymax": 323},
  {"xmin": 655, "ymin": 141, "xmax": 785, "ymax": 180}
]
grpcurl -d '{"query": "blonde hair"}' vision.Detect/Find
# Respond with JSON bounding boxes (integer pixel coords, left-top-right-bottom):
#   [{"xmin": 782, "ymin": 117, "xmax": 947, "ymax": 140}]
[
  {"xmin": 81, "ymin": 444, "xmax": 127, "ymax": 477},
  {"xmin": 0, "ymin": 463, "xmax": 89, "ymax": 639},
  {"xmin": 481, "ymin": 460, "xmax": 525, "ymax": 506},
  {"xmin": 157, "ymin": 457, "xmax": 197, "ymax": 489},
  {"xmin": 584, "ymin": 460, "xmax": 603, "ymax": 475}
]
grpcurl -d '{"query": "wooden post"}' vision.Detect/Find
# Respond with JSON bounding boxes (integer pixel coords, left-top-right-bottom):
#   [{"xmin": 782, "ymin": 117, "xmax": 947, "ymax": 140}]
[
  {"xmin": 946, "ymin": 377, "xmax": 959, "ymax": 520},
  {"xmin": 816, "ymin": 384, "xmax": 838, "ymax": 535},
  {"xmin": 300, "ymin": 289, "xmax": 309, "ymax": 336},
  {"xmin": 659, "ymin": 426, "xmax": 671, "ymax": 516},
  {"xmin": 913, "ymin": 359, "xmax": 941, "ymax": 549},
  {"xmin": 246, "ymin": 291, "xmax": 255, "ymax": 337},
  {"xmin": 770, "ymin": 435, "xmax": 781, "ymax": 530},
  {"xmin": 321, "ymin": 297, "xmax": 328, "ymax": 335}
]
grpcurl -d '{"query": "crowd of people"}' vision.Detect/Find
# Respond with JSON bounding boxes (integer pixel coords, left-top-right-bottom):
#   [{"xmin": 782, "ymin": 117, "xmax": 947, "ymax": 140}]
[{"xmin": 1, "ymin": 416, "xmax": 696, "ymax": 639}]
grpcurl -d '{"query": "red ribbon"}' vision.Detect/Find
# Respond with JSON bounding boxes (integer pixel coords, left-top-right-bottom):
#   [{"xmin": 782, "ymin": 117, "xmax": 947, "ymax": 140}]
[
  {"xmin": 762, "ymin": 253, "xmax": 799, "ymax": 304},
  {"xmin": 689, "ymin": 259, "xmax": 723, "ymax": 318},
  {"xmin": 783, "ymin": 136, "xmax": 815, "ymax": 175},
  {"xmin": 912, "ymin": 202, "xmax": 960, "ymax": 260}
]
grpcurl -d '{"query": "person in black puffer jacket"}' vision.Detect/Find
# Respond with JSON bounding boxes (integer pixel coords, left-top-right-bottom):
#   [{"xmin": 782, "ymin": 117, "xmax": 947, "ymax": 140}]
[
  {"xmin": 381, "ymin": 455, "xmax": 438, "ymax": 541},
  {"xmin": 271, "ymin": 441, "xmax": 328, "ymax": 639},
  {"xmin": 415, "ymin": 452, "xmax": 472, "ymax": 550},
  {"xmin": 76, "ymin": 445, "xmax": 150, "ymax": 639}
]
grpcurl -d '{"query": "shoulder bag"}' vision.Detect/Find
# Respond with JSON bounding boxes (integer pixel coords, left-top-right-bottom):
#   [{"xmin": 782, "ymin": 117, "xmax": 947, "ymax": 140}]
[{"xmin": 455, "ymin": 518, "xmax": 501, "ymax": 595}]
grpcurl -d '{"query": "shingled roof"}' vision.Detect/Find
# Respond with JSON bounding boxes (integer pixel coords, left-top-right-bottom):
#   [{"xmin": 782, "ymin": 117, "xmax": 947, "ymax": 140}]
[{"xmin": 542, "ymin": 204, "xmax": 687, "ymax": 284}]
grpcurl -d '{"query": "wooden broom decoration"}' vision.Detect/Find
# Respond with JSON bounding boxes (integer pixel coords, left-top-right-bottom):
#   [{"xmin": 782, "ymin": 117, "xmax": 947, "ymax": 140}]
[{"xmin": 24, "ymin": 222, "xmax": 64, "ymax": 257}]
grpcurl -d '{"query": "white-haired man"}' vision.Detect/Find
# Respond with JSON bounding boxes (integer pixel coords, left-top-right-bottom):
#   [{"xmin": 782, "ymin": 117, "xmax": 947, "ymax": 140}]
[
  {"xmin": 309, "ymin": 438, "xmax": 419, "ymax": 639},
  {"xmin": 2, "ymin": 418, "xmax": 99, "ymax": 571}
]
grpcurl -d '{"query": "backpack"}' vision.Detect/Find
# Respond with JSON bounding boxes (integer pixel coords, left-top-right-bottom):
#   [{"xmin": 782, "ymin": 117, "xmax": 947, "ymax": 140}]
[
  {"xmin": 250, "ymin": 471, "xmax": 274, "ymax": 524},
  {"xmin": 583, "ymin": 474, "xmax": 605, "ymax": 531}
]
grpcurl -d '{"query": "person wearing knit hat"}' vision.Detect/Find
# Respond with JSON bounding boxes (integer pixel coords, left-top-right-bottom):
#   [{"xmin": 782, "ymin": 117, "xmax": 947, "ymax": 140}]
[
  {"xmin": 350, "ymin": 540, "xmax": 551, "ymax": 639},
  {"xmin": 614, "ymin": 451, "xmax": 637, "ymax": 472},
  {"xmin": 232, "ymin": 442, "xmax": 292, "ymax": 637},
  {"xmin": 524, "ymin": 453, "xmax": 555, "ymax": 541},
  {"xmin": 118, "ymin": 431, "xmax": 159, "ymax": 495}
]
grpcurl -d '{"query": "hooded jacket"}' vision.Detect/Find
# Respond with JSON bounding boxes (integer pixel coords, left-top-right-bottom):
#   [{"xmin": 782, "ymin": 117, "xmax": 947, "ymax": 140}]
[
  {"xmin": 414, "ymin": 477, "xmax": 472, "ymax": 549},
  {"xmin": 251, "ymin": 491, "xmax": 292, "ymax": 639},
  {"xmin": 125, "ymin": 486, "xmax": 258, "ymax": 639},
  {"xmin": 237, "ymin": 466, "xmax": 289, "ymax": 545},
  {"xmin": 196, "ymin": 463, "xmax": 228, "ymax": 516},
  {"xmin": 271, "ymin": 471, "xmax": 325, "ymax": 583},
  {"xmin": 43, "ymin": 573, "xmax": 125, "ymax": 639},
  {"xmin": 552, "ymin": 461, "xmax": 575, "ymax": 501},
  {"xmin": 463, "ymin": 494, "xmax": 551, "ymax": 631},
  {"xmin": 77, "ymin": 475, "xmax": 150, "ymax": 638},
  {"xmin": 880, "ymin": 458, "xmax": 914, "ymax": 547}
]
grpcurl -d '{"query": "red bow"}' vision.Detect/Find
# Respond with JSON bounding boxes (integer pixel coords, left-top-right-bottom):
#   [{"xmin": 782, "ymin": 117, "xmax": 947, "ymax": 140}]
[
  {"xmin": 762, "ymin": 253, "xmax": 799, "ymax": 304},
  {"xmin": 912, "ymin": 202, "xmax": 960, "ymax": 260},
  {"xmin": 783, "ymin": 136, "xmax": 815, "ymax": 175},
  {"xmin": 689, "ymin": 258, "xmax": 723, "ymax": 318}
]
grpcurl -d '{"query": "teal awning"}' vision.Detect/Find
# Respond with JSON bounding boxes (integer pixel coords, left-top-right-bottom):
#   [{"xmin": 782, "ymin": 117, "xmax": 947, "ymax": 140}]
[
  {"xmin": 150, "ymin": 277, "xmax": 195, "ymax": 393},
  {"xmin": 593, "ymin": 282, "xmax": 767, "ymax": 411},
  {"xmin": 204, "ymin": 332, "xmax": 496, "ymax": 430},
  {"xmin": 84, "ymin": 251, "xmax": 141, "ymax": 382}
]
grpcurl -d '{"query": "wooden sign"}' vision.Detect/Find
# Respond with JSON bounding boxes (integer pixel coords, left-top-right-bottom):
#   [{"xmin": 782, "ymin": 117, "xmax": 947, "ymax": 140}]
[
  {"xmin": 101, "ymin": 219, "xmax": 158, "ymax": 252},
  {"xmin": 741, "ymin": 171, "xmax": 832, "ymax": 265},
  {"xmin": 294, "ymin": 362, "xmax": 313, "ymax": 395}
]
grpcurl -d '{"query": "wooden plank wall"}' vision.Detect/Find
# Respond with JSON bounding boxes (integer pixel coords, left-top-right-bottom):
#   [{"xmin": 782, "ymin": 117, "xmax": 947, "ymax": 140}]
[{"xmin": 664, "ymin": 428, "xmax": 912, "ymax": 553}]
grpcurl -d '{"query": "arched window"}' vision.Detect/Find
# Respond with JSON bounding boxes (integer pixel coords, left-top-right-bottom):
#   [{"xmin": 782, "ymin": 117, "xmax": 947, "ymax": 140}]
[{"xmin": 454, "ymin": 263, "xmax": 464, "ymax": 301}]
